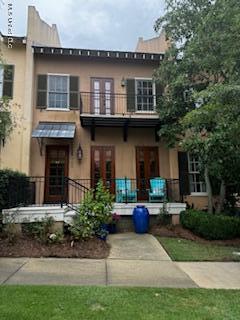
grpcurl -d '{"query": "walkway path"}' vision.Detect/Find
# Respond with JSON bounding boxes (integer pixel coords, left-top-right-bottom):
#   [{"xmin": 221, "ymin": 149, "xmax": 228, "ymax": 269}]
[{"xmin": 0, "ymin": 233, "xmax": 239, "ymax": 288}]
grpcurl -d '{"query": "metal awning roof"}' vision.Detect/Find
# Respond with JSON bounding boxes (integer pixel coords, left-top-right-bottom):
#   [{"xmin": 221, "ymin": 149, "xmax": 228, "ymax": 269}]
[{"xmin": 32, "ymin": 122, "xmax": 76, "ymax": 139}]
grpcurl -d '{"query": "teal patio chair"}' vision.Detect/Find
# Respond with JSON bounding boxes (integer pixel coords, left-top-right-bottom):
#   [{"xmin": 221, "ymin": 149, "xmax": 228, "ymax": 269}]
[
  {"xmin": 148, "ymin": 177, "xmax": 167, "ymax": 202},
  {"xmin": 115, "ymin": 178, "xmax": 137, "ymax": 203}
]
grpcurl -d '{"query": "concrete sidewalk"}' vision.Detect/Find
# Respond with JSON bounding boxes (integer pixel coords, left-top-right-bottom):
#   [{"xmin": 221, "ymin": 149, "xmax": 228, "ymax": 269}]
[{"xmin": 0, "ymin": 233, "xmax": 239, "ymax": 288}]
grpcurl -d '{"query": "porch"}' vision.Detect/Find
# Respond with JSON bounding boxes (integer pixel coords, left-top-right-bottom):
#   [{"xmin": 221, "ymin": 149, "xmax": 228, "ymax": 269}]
[
  {"xmin": 3, "ymin": 202, "xmax": 186, "ymax": 230},
  {"xmin": 4, "ymin": 176, "xmax": 186, "ymax": 228},
  {"xmin": 6, "ymin": 176, "xmax": 183, "ymax": 207}
]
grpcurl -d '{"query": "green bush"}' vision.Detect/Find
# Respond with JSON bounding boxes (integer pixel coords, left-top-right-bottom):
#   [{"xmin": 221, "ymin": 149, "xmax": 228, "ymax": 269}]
[
  {"xmin": 157, "ymin": 202, "xmax": 172, "ymax": 226},
  {"xmin": 69, "ymin": 190, "xmax": 97, "ymax": 239},
  {"xmin": 180, "ymin": 209, "xmax": 240, "ymax": 240},
  {"xmin": 0, "ymin": 169, "xmax": 32, "ymax": 212},
  {"xmin": 69, "ymin": 180, "xmax": 114, "ymax": 240}
]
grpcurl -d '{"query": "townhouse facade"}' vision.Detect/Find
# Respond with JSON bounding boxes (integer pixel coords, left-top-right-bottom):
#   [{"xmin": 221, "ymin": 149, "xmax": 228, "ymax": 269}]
[{"xmin": 0, "ymin": 6, "xmax": 208, "ymax": 209}]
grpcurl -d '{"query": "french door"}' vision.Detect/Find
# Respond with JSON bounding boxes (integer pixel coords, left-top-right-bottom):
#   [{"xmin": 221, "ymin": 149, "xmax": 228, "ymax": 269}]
[
  {"xmin": 91, "ymin": 146, "xmax": 115, "ymax": 194},
  {"xmin": 136, "ymin": 147, "xmax": 159, "ymax": 200},
  {"xmin": 91, "ymin": 78, "xmax": 114, "ymax": 115},
  {"xmin": 45, "ymin": 146, "xmax": 69, "ymax": 203}
]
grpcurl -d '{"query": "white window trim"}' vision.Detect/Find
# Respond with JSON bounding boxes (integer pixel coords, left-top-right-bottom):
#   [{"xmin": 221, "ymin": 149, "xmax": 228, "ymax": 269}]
[
  {"xmin": 46, "ymin": 73, "xmax": 70, "ymax": 110},
  {"xmin": 190, "ymin": 192, "xmax": 208, "ymax": 197},
  {"xmin": 134, "ymin": 78, "xmax": 156, "ymax": 113},
  {"xmin": 188, "ymin": 153, "xmax": 207, "ymax": 195}
]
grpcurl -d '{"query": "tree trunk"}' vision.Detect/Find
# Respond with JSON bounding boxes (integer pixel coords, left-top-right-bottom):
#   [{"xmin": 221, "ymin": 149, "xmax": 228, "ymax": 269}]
[
  {"xmin": 204, "ymin": 167, "xmax": 213, "ymax": 214},
  {"xmin": 216, "ymin": 180, "xmax": 226, "ymax": 214}
]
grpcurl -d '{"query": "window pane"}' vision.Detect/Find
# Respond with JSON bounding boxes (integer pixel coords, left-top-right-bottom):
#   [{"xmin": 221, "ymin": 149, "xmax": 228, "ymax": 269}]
[
  {"xmin": 188, "ymin": 153, "xmax": 206, "ymax": 193},
  {"xmin": 136, "ymin": 80, "xmax": 154, "ymax": 112},
  {"xmin": 49, "ymin": 93, "xmax": 68, "ymax": 108},
  {"xmin": 49, "ymin": 75, "xmax": 68, "ymax": 93},
  {"xmin": 48, "ymin": 75, "xmax": 69, "ymax": 108}
]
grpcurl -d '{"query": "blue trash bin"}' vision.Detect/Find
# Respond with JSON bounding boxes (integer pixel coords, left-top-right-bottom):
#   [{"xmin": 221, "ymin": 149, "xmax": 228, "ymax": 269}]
[{"xmin": 132, "ymin": 205, "xmax": 149, "ymax": 234}]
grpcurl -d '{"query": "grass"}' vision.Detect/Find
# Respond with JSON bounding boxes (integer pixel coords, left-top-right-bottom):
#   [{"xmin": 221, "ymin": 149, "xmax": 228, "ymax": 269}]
[
  {"xmin": 158, "ymin": 237, "xmax": 240, "ymax": 261},
  {"xmin": 0, "ymin": 286, "xmax": 240, "ymax": 320}
]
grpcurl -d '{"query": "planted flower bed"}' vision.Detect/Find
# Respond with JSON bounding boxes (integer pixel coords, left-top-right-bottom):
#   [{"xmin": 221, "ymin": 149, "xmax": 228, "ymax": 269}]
[{"xmin": 0, "ymin": 180, "xmax": 119, "ymax": 258}]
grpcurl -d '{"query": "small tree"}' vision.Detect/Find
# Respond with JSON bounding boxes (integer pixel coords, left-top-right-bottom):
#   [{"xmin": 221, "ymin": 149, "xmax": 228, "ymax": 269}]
[
  {"xmin": 70, "ymin": 180, "xmax": 114, "ymax": 240},
  {"xmin": 154, "ymin": 0, "xmax": 240, "ymax": 213}
]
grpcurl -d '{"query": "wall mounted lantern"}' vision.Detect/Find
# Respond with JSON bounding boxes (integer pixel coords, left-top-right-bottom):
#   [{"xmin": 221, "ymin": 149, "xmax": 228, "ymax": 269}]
[
  {"xmin": 77, "ymin": 144, "xmax": 83, "ymax": 160},
  {"xmin": 121, "ymin": 77, "xmax": 126, "ymax": 87}
]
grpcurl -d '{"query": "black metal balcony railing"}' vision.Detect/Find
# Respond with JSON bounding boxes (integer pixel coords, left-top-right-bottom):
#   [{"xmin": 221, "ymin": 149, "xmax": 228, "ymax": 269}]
[
  {"xmin": 80, "ymin": 92, "xmax": 159, "ymax": 115},
  {"xmin": 6, "ymin": 177, "xmax": 183, "ymax": 210}
]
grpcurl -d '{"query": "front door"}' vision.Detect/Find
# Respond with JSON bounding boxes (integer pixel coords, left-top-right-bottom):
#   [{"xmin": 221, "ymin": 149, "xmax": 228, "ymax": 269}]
[
  {"xmin": 136, "ymin": 147, "xmax": 159, "ymax": 200},
  {"xmin": 45, "ymin": 146, "xmax": 69, "ymax": 203},
  {"xmin": 91, "ymin": 146, "xmax": 115, "ymax": 194},
  {"xmin": 91, "ymin": 78, "xmax": 114, "ymax": 115}
]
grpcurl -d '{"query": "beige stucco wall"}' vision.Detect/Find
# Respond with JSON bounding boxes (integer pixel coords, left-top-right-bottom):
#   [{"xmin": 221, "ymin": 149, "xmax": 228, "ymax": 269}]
[
  {"xmin": 30, "ymin": 54, "xmax": 208, "ymax": 210},
  {"xmin": 0, "ymin": 6, "xmax": 61, "ymax": 174},
  {"xmin": 30, "ymin": 56, "xmax": 170, "ymax": 180},
  {"xmin": 184, "ymin": 195, "xmax": 208, "ymax": 210},
  {"xmin": 0, "ymin": 43, "xmax": 26, "ymax": 171},
  {"xmin": 135, "ymin": 31, "xmax": 170, "ymax": 54}
]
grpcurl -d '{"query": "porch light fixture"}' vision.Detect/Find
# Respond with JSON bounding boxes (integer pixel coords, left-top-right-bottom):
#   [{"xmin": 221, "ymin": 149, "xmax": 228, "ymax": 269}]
[
  {"xmin": 121, "ymin": 77, "xmax": 126, "ymax": 87},
  {"xmin": 77, "ymin": 144, "xmax": 83, "ymax": 160}
]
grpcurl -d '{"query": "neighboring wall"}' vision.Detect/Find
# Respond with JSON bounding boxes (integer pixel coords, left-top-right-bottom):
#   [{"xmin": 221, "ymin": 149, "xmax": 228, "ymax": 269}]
[
  {"xmin": 0, "ymin": 6, "xmax": 61, "ymax": 174},
  {"xmin": 0, "ymin": 41, "xmax": 26, "ymax": 171},
  {"xmin": 135, "ymin": 31, "xmax": 170, "ymax": 54}
]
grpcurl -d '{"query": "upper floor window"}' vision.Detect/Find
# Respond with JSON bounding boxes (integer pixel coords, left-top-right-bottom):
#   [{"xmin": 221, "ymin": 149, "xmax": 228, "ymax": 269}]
[
  {"xmin": 188, "ymin": 154, "xmax": 206, "ymax": 193},
  {"xmin": 0, "ymin": 65, "xmax": 14, "ymax": 99},
  {"xmin": 135, "ymin": 79, "xmax": 155, "ymax": 112},
  {"xmin": 48, "ymin": 75, "xmax": 69, "ymax": 109}
]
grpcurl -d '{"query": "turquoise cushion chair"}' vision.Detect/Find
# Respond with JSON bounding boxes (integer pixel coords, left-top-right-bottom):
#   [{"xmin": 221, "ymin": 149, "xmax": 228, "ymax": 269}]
[
  {"xmin": 116, "ymin": 178, "xmax": 137, "ymax": 203},
  {"xmin": 149, "ymin": 178, "xmax": 167, "ymax": 202}
]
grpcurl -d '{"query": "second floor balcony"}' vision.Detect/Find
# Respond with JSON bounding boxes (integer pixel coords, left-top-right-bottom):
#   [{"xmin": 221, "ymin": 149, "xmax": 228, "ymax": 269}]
[{"xmin": 80, "ymin": 91, "xmax": 161, "ymax": 130}]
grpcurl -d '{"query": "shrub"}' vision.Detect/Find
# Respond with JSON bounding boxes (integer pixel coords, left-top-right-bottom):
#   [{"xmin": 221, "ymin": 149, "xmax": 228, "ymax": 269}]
[
  {"xmin": 69, "ymin": 190, "xmax": 97, "ymax": 239},
  {"xmin": 93, "ymin": 180, "xmax": 114, "ymax": 224},
  {"xmin": 69, "ymin": 180, "xmax": 114, "ymax": 240},
  {"xmin": 180, "ymin": 209, "xmax": 240, "ymax": 240},
  {"xmin": 2, "ymin": 209, "xmax": 20, "ymax": 244},
  {"xmin": 22, "ymin": 216, "xmax": 58, "ymax": 244},
  {"xmin": 157, "ymin": 202, "xmax": 172, "ymax": 226},
  {"xmin": 0, "ymin": 169, "xmax": 32, "ymax": 212}
]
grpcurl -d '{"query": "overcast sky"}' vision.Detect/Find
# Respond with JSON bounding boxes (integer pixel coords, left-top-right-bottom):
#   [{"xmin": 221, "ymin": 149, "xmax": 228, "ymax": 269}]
[{"xmin": 0, "ymin": 0, "xmax": 165, "ymax": 51}]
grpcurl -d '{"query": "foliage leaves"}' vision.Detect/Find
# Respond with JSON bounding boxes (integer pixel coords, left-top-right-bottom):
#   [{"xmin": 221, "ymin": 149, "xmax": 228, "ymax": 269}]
[{"xmin": 154, "ymin": 0, "xmax": 240, "ymax": 210}]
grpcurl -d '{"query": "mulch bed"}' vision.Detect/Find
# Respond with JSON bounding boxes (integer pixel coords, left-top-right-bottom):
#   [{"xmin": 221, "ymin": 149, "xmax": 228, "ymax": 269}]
[
  {"xmin": 0, "ymin": 236, "xmax": 110, "ymax": 258},
  {"xmin": 150, "ymin": 225, "xmax": 240, "ymax": 246}
]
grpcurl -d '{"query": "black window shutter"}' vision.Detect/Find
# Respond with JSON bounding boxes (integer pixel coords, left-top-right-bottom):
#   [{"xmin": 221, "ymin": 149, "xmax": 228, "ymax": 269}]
[
  {"xmin": 178, "ymin": 151, "xmax": 190, "ymax": 195},
  {"xmin": 3, "ymin": 65, "xmax": 14, "ymax": 98},
  {"xmin": 69, "ymin": 76, "xmax": 79, "ymax": 110},
  {"xmin": 36, "ymin": 75, "xmax": 47, "ymax": 108},
  {"xmin": 126, "ymin": 79, "xmax": 136, "ymax": 112},
  {"xmin": 155, "ymin": 82, "xmax": 163, "ymax": 99}
]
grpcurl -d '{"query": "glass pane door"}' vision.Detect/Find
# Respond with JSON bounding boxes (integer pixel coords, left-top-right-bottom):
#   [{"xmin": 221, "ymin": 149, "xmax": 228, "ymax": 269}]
[
  {"xmin": 136, "ymin": 147, "xmax": 159, "ymax": 200},
  {"xmin": 91, "ymin": 146, "xmax": 115, "ymax": 194},
  {"xmin": 91, "ymin": 78, "xmax": 114, "ymax": 114},
  {"xmin": 93, "ymin": 80, "xmax": 100, "ymax": 114},
  {"xmin": 45, "ymin": 146, "xmax": 69, "ymax": 203}
]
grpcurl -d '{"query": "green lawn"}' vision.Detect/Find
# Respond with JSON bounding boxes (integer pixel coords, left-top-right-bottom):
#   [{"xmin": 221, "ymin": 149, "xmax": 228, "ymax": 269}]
[
  {"xmin": 0, "ymin": 286, "xmax": 240, "ymax": 320},
  {"xmin": 158, "ymin": 237, "xmax": 240, "ymax": 261}
]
